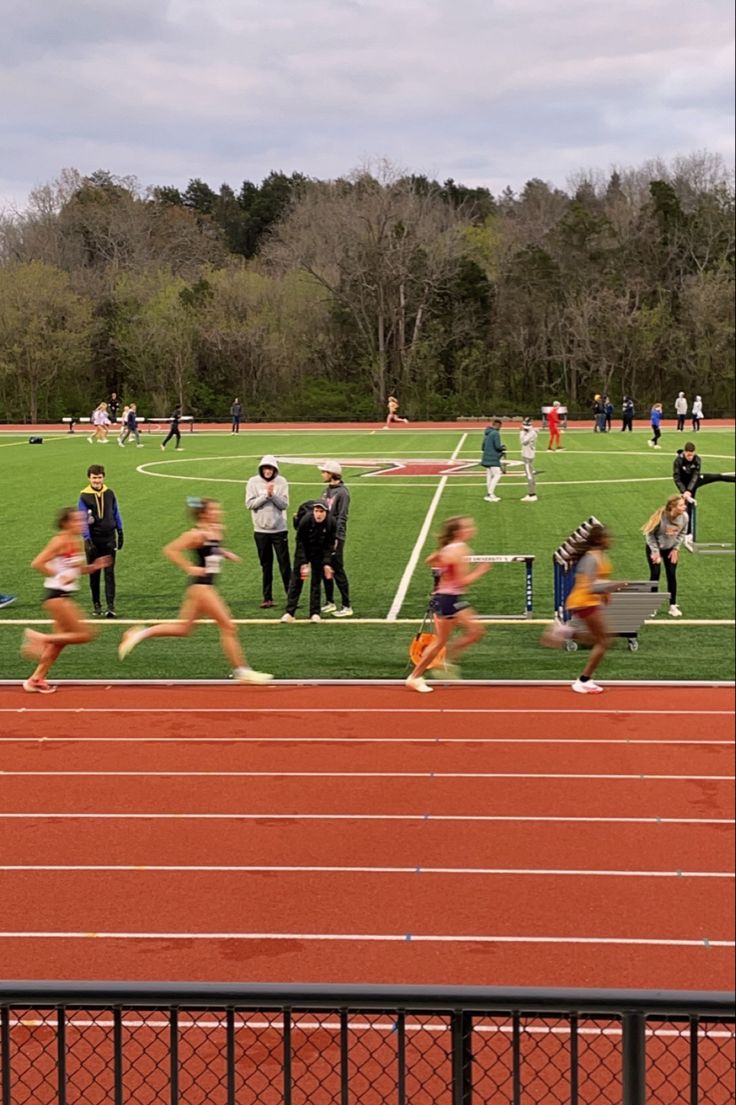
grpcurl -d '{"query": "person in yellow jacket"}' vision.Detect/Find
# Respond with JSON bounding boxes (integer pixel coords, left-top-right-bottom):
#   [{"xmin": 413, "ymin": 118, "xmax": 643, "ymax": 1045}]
[{"xmin": 541, "ymin": 524, "xmax": 627, "ymax": 694}]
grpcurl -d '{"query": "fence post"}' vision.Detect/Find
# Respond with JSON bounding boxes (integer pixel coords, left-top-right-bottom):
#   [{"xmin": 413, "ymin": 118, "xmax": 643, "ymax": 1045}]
[
  {"xmin": 451, "ymin": 1010, "xmax": 473, "ymax": 1105},
  {"xmin": 113, "ymin": 1007, "xmax": 123, "ymax": 1105},
  {"xmin": 1, "ymin": 1006, "xmax": 10, "ymax": 1105},
  {"xmin": 622, "ymin": 1011, "xmax": 646, "ymax": 1105}
]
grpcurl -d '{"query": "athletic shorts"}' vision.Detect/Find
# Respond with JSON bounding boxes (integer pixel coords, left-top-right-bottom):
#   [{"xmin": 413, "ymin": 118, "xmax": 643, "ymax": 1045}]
[
  {"xmin": 43, "ymin": 590, "xmax": 74, "ymax": 602},
  {"xmin": 569, "ymin": 605, "xmax": 599, "ymax": 620},
  {"xmin": 432, "ymin": 593, "xmax": 468, "ymax": 619}
]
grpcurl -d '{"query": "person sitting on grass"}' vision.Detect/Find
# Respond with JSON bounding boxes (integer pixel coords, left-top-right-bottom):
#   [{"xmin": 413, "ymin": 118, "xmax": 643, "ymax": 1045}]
[
  {"xmin": 406, "ymin": 516, "xmax": 491, "ymax": 694},
  {"xmin": 118, "ymin": 498, "xmax": 272, "ymax": 684},
  {"xmin": 541, "ymin": 524, "xmax": 627, "ymax": 695}
]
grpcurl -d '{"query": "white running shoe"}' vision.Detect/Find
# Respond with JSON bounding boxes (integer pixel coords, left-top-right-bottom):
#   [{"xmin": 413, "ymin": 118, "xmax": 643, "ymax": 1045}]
[
  {"xmin": 647, "ymin": 440, "xmax": 654, "ymax": 448},
  {"xmin": 22, "ymin": 678, "xmax": 57, "ymax": 694},
  {"xmin": 136, "ymin": 444, "xmax": 144, "ymax": 448},
  {"xmin": 280, "ymin": 613, "xmax": 295, "ymax": 623},
  {"xmin": 683, "ymin": 535, "xmax": 694, "ymax": 552},
  {"xmin": 233, "ymin": 667, "xmax": 273, "ymax": 685},
  {"xmin": 321, "ymin": 602, "xmax": 337, "ymax": 614},
  {"xmin": 668, "ymin": 604, "xmax": 683, "ymax": 617},
  {"xmin": 572, "ymin": 678, "xmax": 604, "ymax": 694},
  {"xmin": 521, "ymin": 495, "xmax": 538, "ymax": 502},
  {"xmin": 483, "ymin": 495, "xmax": 500, "ymax": 503},
  {"xmin": 406, "ymin": 676, "xmax": 433, "ymax": 694},
  {"xmin": 118, "ymin": 626, "xmax": 145, "ymax": 660},
  {"xmin": 117, "ymin": 441, "xmax": 125, "ymax": 448},
  {"xmin": 540, "ymin": 621, "xmax": 573, "ymax": 649},
  {"xmin": 333, "ymin": 606, "xmax": 353, "ymax": 618},
  {"xmin": 309, "ymin": 613, "xmax": 322, "ymax": 623}
]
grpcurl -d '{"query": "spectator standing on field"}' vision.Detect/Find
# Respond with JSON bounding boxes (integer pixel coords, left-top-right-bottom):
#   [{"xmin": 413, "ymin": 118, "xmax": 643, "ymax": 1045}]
[
  {"xmin": 648, "ymin": 403, "xmax": 663, "ymax": 449},
  {"xmin": 675, "ymin": 392, "xmax": 688, "ymax": 432},
  {"xmin": 245, "ymin": 455, "xmax": 291, "ymax": 609},
  {"xmin": 281, "ymin": 503, "xmax": 336, "ymax": 623},
  {"xmin": 691, "ymin": 396, "xmax": 704, "ymax": 432},
  {"xmin": 78, "ymin": 464, "xmax": 124, "ymax": 618},
  {"xmin": 161, "ymin": 405, "xmax": 183, "ymax": 451},
  {"xmin": 481, "ymin": 419, "xmax": 505, "ymax": 501},
  {"xmin": 603, "ymin": 396, "xmax": 614, "ymax": 432},
  {"xmin": 320, "ymin": 461, "xmax": 352, "ymax": 617},
  {"xmin": 230, "ymin": 399, "xmax": 243, "ymax": 434},
  {"xmin": 642, "ymin": 494, "xmax": 688, "ymax": 618},
  {"xmin": 673, "ymin": 442, "xmax": 736, "ymax": 547},
  {"xmin": 109, "ymin": 393, "xmax": 119, "ymax": 422},
  {"xmin": 519, "ymin": 418, "xmax": 538, "ymax": 502},
  {"xmin": 547, "ymin": 401, "xmax": 563, "ymax": 451},
  {"xmin": 621, "ymin": 396, "xmax": 635, "ymax": 432},
  {"xmin": 592, "ymin": 395, "xmax": 604, "ymax": 432}
]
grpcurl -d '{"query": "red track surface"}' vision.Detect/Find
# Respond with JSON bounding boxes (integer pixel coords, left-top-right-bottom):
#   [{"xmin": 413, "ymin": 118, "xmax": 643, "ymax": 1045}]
[{"xmin": 1, "ymin": 683, "xmax": 733, "ymax": 989}]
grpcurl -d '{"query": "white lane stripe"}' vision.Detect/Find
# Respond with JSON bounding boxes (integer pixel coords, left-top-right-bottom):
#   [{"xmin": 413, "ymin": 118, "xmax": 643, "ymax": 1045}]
[
  {"xmin": 1, "ymin": 708, "xmax": 732, "ymax": 716},
  {"xmin": 386, "ymin": 431, "xmax": 467, "ymax": 621},
  {"xmin": 3, "ymin": 736, "xmax": 732, "ymax": 746},
  {"xmin": 0, "ymin": 931, "xmax": 732, "ymax": 948},
  {"xmin": 3, "ymin": 770, "xmax": 731, "ymax": 780},
  {"xmin": 3, "ymin": 864, "xmax": 732, "ymax": 879},
  {"xmin": 1, "ymin": 617, "xmax": 734, "ymax": 626},
  {"xmin": 0, "ymin": 812, "xmax": 731, "ymax": 825}
]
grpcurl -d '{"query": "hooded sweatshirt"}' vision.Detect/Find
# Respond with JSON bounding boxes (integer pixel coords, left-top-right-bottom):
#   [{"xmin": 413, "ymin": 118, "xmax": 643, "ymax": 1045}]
[{"xmin": 245, "ymin": 455, "xmax": 290, "ymax": 533}]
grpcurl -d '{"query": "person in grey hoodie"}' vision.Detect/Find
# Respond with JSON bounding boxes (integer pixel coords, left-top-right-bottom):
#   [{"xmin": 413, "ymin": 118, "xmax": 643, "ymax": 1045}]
[
  {"xmin": 641, "ymin": 494, "xmax": 688, "ymax": 617},
  {"xmin": 245, "ymin": 455, "xmax": 290, "ymax": 608}
]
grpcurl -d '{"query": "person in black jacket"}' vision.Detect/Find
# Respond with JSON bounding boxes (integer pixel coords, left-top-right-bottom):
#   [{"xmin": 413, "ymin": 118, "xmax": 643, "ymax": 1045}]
[
  {"xmin": 621, "ymin": 396, "xmax": 635, "ymax": 431},
  {"xmin": 161, "ymin": 405, "xmax": 183, "ymax": 451},
  {"xmin": 281, "ymin": 503, "xmax": 335, "ymax": 623},
  {"xmin": 78, "ymin": 465, "xmax": 124, "ymax": 617},
  {"xmin": 673, "ymin": 443, "xmax": 735, "ymax": 546},
  {"xmin": 319, "ymin": 460, "xmax": 352, "ymax": 617}
]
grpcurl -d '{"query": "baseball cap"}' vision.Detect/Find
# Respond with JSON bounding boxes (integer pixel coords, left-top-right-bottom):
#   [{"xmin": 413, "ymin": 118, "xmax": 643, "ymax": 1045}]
[{"xmin": 319, "ymin": 460, "xmax": 343, "ymax": 477}]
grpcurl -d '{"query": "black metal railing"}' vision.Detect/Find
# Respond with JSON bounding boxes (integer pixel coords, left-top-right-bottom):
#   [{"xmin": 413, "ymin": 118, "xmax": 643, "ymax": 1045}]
[{"xmin": 1, "ymin": 982, "xmax": 733, "ymax": 1104}]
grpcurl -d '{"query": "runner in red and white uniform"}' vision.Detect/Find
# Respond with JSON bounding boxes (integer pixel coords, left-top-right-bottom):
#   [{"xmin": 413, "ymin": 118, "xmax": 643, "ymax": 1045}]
[
  {"xmin": 21, "ymin": 507, "xmax": 111, "ymax": 693},
  {"xmin": 406, "ymin": 516, "xmax": 491, "ymax": 693}
]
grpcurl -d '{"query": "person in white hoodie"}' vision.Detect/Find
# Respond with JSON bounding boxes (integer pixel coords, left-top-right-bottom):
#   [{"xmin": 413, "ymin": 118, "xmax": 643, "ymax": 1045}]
[
  {"xmin": 245, "ymin": 455, "xmax": 290, "ymax": 609},
  {"xmin": 519, "ymin": 417, "xmax": 538, "ymax": 502},
  {"xmin": 674, "ymin": 392, "xmax": 688, "ymax": 432}
]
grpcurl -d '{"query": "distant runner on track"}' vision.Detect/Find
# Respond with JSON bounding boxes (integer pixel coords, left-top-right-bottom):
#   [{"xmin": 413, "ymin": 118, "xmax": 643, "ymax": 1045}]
[
  {"xmin": 118, "ymin": 498, "xmax": 272, "ymax": 684},
  {"xmin": 406, "ymin": 516, "xmax": 491, "ymax": 693},
  {"xmin": 21, "ymin": 507, "xmax": 111, "ymax": 694},
  {"xmin": 384, "ymin": 395, "xmax": 409, "ymax": 428}
]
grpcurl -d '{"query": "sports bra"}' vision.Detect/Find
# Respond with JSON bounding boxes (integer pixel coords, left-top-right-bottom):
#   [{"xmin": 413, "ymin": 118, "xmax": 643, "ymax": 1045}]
[{"xmin": 44, "ymin": 546, "xmax": 84, "ymax": 592}]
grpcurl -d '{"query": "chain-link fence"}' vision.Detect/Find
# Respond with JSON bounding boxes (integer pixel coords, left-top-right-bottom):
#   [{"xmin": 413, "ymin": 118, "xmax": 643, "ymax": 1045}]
[{"xmin": 1, "ymin": 984, "xmax": 733, "ymax": 1104}]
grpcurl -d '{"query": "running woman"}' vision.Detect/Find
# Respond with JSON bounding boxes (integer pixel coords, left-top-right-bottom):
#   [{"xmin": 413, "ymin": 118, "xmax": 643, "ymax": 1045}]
[
  {"xmin": 541, "ymin": 524, "xmax": 627, "ymax": 694},
  {"xmin": 406, "ymin": 516, "xmax": 491, "ymax": 693},
  {"xmin": 384, "ymin": 395, "xmax": 409, "ymax": 428},
  {"xmin": 118, "ymin": 498, "xmax": 272, "ymax": 684},
  {"xmin": 21, "ymin": 507, "xmax": 111, "ymax": 694},
  {"xmin": 160, "ymin": 404, "xmax": 183, "ymax": 451},
  {"xmin": 88, "ymin": 402, "xmax": 111, "ymax": 444}
]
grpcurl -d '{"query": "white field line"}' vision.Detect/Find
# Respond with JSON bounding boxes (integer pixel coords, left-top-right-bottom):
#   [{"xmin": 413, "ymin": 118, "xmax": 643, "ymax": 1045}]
[
  {"xmin": 0, "ymin": 931, "xmax": 732, "ymax": 948},
  {"xmin": 3, "ymin": 769, "xmax": 731, "ymax": 781},
  {"xmin": 1, "ymin": 707, "xmax": 732, "ymax": 716},
  {"xmin": 1, "ymin": 618, "xmax": 734, "ymax": 626},
  {"xmin": 0, "ymin": 813, "xmax": 731, "ymax": 826},
  {"xmin": 3, "ymin": 864, "xmax": 732, "ymax": 879},
  {"xmin": 386, "ymin": 432, "xmax": 467, "ymax": 621},
  {"xmin": 2, "ymin": 736, "xmax": 731, "ymax": 746}
]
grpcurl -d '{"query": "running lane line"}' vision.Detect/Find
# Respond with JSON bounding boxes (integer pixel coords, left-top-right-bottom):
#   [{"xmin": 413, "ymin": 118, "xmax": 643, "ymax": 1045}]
[
  {"xmin": 3, "ymin": 770, "xmax": 731, "ymax": 780},
  {"xmin": 2, "ymin": 736, "xmax": 732, "ymax": 745},
  {"xmin": 386, "ymin": 431, "xmax": 467, "ymax": 620},
  {"xmin": 2, "ymin": 707, "xmax": 733, "ymax": 715},
  {"xmin": 4, "ymin": 864, "xmax": 731, "ymax": 878},
  {"xmin": 1, "ymin": 931, "xmax": 732, "ymax": 948},
  {"xmin": 1, "ymin": 812, "xmax": 731, "ymax": 825}
]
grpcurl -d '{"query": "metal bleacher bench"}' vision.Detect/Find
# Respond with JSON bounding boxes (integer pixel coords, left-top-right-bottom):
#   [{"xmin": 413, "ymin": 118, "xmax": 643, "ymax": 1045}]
[{"xmin": 63, "ymin": 415, "xmax": 194, "ymax": 433}]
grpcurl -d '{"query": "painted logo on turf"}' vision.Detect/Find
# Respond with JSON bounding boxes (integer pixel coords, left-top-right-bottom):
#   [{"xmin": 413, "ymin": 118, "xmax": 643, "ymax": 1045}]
[{"xmin": 276, "ymin": 456, "xmax": 481, "ymax": 477}]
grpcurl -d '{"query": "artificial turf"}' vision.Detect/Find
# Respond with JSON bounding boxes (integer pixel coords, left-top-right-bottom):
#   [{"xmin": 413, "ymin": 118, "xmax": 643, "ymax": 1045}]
[{"xmin": 1, "ymin": 424, "xmax": 734, "ymax": 681}]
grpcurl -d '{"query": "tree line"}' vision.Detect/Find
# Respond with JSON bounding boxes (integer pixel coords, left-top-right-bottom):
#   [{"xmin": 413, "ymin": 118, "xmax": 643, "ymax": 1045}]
[{"xmin": 0, "ymin": 154, "xmax": 732, "ymax": 423}]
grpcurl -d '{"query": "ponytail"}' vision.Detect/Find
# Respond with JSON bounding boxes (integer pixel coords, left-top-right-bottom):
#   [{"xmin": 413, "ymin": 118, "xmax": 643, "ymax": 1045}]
[{"xmin": 642, "ymin": 495, "xmax": 684, "ymax": 535}]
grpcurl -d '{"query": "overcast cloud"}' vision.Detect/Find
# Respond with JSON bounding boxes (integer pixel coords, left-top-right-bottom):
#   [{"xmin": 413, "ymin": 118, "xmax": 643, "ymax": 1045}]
[{"xmin": 2, "ymin": 0, "xmax": 733, "ymax": 210}]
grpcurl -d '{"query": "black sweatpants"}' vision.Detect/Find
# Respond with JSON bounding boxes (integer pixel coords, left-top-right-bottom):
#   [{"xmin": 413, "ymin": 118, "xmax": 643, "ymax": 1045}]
[
  {"xmin": 87, "ymin": 540, "xmax": 116, "ymax": 610},
  {"xmin": 162, "ymin": 425, "xmax": 181, "ymax": 448},
  {"xmin": 646, "ymin": 545, "xmax": 678, "ymax": 605},
  {"xmin": 286, "ymin": 559, "xmax": 325, "ymax": 617},
  {"xmin": 684, "ymin": 474, "xmax": 736, "ymax": 534},
  {"xmin": 254, "ymin": 531, "xmax": 291, "ymax": 601},
  {"xmin": 323, "ymin": 538, "xmax": 350, "ymax": 607},
  {"xmin": 650, "ymin": 424, "xmax": 661, "ymax": 445}
]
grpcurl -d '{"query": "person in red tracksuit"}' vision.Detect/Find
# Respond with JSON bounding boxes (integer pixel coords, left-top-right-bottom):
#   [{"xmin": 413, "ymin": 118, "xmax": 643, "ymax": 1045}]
[{"xmin": 547, "ymin": 401, "xmax": 563, "ymax": 451}]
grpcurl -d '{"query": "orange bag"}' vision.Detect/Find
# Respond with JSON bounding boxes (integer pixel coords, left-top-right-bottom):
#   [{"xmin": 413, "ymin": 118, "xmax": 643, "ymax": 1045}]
[{"xmin": 409, "ymin": 632, "xmax": 447, "ymax": 670}]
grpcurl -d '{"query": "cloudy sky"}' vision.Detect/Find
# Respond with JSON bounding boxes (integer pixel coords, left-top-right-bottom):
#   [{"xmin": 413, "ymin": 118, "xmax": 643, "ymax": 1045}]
[{"xmin": 2, "ymin": 0, "xmax": 733, "ymax": 210}]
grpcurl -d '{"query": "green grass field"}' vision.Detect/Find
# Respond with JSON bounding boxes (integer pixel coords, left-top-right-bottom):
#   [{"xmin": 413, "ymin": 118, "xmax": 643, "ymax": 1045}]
[{"xmin": 1, "ymin": 425, "xmax": 734, "ymax": 681}]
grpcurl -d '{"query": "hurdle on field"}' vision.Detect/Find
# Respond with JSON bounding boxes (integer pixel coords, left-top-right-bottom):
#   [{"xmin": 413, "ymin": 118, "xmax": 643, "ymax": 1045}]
[
  {"xmin": 466, "ymin": 554, "xmax": 535, "ymax": 619},
  {"xmin": 690, "ymin": 504, "xmax": 735, "ymax": 555}
]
